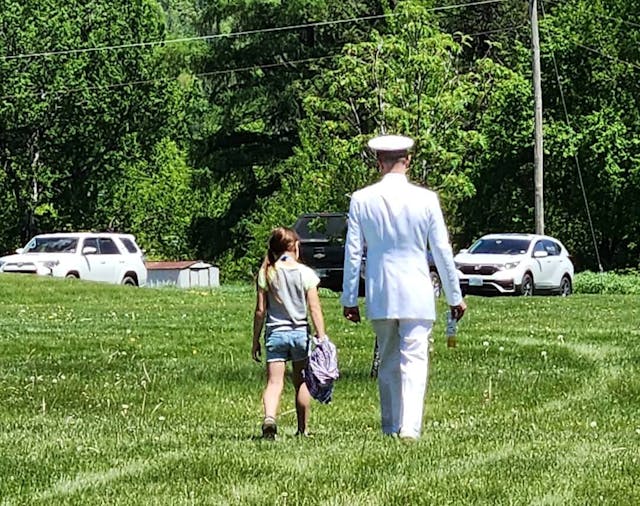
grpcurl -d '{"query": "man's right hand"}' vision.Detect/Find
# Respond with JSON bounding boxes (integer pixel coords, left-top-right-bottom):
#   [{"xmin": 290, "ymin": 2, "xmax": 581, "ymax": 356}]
[
  {"xmin": 450, "ymin": 300, "xmax": 467, "ymax": 321},
  {"xmin": 343, "ymin": 306, "xmax": 361, "ymax": 323}
]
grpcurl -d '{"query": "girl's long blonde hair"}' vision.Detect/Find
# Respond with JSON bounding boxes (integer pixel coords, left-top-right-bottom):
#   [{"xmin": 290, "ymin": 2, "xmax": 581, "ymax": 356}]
[{"xmin": 260, "ymin": 227, "xmax": 300, "ymax": 291}]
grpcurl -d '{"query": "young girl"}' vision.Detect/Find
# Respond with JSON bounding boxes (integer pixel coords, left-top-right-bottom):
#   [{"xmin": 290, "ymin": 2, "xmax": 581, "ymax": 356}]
[{"xmin": 252, "ymin": 227, "xmax": 328, "ymax": 439}]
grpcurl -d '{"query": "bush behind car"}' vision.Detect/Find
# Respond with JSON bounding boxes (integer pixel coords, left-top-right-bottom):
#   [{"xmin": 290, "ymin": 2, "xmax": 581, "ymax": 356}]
[{"xmin": 573, "ymin": 270, "xmax": 640, "ymax": 295}]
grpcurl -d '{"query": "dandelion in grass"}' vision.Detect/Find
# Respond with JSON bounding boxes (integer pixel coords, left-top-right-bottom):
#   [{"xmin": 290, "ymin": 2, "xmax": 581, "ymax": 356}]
[
  {"xmin": 483, "ymin": 341, "xmax": 490, "ymax": 347},
  {"xmin": 590, "ymin": 421, "xmax": 597, "ymax": 429},
  {"xmin": 499, "ymin": 346, "xmax": 504, "ymax": 352},
  {"xmin": 541, "ymin": 350, "xmax": 548, "ymax": 360}
]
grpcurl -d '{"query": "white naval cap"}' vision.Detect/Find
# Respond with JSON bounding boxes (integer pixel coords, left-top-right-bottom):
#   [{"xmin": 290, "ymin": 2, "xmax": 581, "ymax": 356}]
[{"xmin": 367, "ymin": 134, "xmax": 414, "ymax": 152}]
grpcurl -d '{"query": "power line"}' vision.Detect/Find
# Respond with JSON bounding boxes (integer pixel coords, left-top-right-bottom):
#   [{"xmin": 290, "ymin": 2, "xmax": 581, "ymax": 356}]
[
  {"xmin": 539, "ymin": 0, "xmax": 640, "ymax": 71},
  {"xmin": 573, "ymin": 42, "xmax": 640, "ymax": 71},
  {"xmin": 455, "ymin": 24, "xmax": 527, "ymax": 38},
  {"xmin": 0, "ymin": 0, "xmax": 507, "ymax": 61},
  {"xmin": 1, "ymin": 24, "xmax": 523, "ymax": 102},
  {"xmin": 430, "ymin": 0, "xmax": 506, "ymax": 12},
  {"xmin": 543, "ymin": 0, "xmax": 640, "ymax": 30},
  {"xmin": 0, "ymin": 15, "xmax": 390, "ymax": 61},
  {"xmin": 588, "ymin": 12, "xmax": 640, "ymax": 30},
  {"xmin": 0, "ymin": 55, "xmax": 340, "ymax": 101},
  {"xmin": 540, "ymin": 0, "xmax": 603, "ymax": 271}
]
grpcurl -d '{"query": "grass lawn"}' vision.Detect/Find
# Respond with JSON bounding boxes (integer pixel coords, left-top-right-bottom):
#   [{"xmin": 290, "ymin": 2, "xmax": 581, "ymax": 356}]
[{"xmin": 0, "ymin": 275, "xmax": 638, "ymax": 505}]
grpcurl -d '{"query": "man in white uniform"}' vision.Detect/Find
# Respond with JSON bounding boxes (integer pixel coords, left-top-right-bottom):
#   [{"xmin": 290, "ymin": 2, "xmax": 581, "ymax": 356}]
[{"xmin": 341, "ymin": 134, "xmax": 466, "ymax": 440}]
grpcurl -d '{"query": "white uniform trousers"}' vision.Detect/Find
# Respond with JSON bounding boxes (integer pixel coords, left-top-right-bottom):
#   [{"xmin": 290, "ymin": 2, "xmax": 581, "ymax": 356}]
[{"xmin": 371, "ymin": 319, "xmax": 433, "ymax": 438}]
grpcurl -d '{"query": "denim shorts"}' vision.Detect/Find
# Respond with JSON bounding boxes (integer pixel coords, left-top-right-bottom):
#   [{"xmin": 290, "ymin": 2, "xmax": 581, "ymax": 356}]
[{"xmin": 265, "ymin": 329, "xmax": 310, "ymax": 363}]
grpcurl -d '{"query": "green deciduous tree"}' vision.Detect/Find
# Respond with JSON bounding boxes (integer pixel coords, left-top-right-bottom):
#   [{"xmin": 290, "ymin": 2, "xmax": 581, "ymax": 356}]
[
  {"xmin": 0, "ymin": 0, "xmax": 205, "ymax": 258},
  {"xmin": 111, "ymin": 138, "xmax": 197, "ymax": 259},
  {"xmin": 539, "ymin": 0, "xmax": 640, "ymax": 269},
  {"xmin": 458, "ymin": 0, "xmax": 640, "ymax": 270},
  {"xmin": 240, "ymin": 2, "xmax": 525, "ymax": 275},
  {"xmin": 2, "ymin": 0, "xmax": 638, "ymax": 274},
  {"xmin": 189, "ymin": 0, "xmax": 393, "ymax": 269}
]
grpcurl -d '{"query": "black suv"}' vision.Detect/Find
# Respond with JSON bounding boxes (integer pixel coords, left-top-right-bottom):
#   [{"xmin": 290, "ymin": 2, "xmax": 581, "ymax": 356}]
[
  {"xmin": 293, "ymin": 213, "xmax": 350, "ymax": 292},
  {"xmin": 293, "ymin": 212, "xmax": 442, "ymax": 296}
]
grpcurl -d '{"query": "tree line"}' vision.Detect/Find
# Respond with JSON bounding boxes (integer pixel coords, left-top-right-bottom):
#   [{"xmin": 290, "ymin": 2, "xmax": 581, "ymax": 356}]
[{"xmin": 1, "ymin": 0, "xmax": 638, "ymax": 278}]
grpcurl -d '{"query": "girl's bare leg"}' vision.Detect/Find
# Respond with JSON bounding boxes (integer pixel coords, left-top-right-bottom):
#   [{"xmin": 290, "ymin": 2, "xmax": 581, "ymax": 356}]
[
  {"xmin": 292, "ymin": 359, "xmax": 311, "ymax": 434},
  {"xmin": 263, "ymin": 361, "xmax": 286, "ymax": 420}
]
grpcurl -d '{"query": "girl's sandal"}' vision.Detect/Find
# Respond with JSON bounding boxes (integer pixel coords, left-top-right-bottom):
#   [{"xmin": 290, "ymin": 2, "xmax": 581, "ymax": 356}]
[{"xmin": 261, "ymin": 417, "xmax": 277, "ymax": 440}]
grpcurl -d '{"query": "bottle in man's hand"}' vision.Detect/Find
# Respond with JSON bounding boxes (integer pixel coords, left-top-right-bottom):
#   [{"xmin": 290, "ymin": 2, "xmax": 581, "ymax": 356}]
[{"xmin": 446, "ymin": 310, "xmax": 457, "ymax": 348}]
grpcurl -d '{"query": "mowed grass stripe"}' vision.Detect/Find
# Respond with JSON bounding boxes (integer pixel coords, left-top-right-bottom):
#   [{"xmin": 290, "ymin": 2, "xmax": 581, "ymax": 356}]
[{"xmin": 0, "ymin": 275, "xmax": 638, "ymax": 505}]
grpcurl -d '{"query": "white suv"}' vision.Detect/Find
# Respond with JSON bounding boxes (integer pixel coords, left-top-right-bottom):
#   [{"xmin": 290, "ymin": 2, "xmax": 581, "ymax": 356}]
[
  {"xmin": 454, "ymin": 233, "xmax": 574, "ymax": 296},
  {"xmin": 0, "ymin": 232, "xmax": 147, "ymax": 286}
]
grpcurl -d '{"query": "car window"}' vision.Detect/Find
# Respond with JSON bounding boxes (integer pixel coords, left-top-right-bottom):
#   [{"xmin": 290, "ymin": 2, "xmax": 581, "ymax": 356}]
[
  {"xmin": 295, "ymin": 216, "xmax": 347, "ymax": 243},
  {"xmin": 83, "ymin": 237, "xmax": 98, "ymax": 254},
  {"xmin": 120, "ymin": 237, "xmax": 139, "ymax": 253},
  {"xmin": 533, "ymin": 241, "xmax": 546, "ymax": 255},
  {"xmin": 23, "ymin": 237, "xmax": 78, "ymax": 253},
  {"xmin": 98, "ymin": 238, "xmax": 120, "ymax": 255},
  {"xmin": 542, "ymin": 240, "xmax": 560, "ymax": 256},
  {"xmin": 469, "ymin": 238, "xmax": 530, "ymax": 255}
]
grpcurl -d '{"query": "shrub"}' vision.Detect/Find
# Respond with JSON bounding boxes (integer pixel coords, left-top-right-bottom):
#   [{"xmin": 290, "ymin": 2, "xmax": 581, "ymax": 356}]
[{"xmin": 574, "ymin": 270, "xmax": 640, "ymax": 295}]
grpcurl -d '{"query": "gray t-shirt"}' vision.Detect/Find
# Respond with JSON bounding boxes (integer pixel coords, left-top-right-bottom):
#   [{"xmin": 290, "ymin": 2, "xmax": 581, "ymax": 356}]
[{"xmin": 258, "ymin": 263, "xmax": 320, "ymax": 333}]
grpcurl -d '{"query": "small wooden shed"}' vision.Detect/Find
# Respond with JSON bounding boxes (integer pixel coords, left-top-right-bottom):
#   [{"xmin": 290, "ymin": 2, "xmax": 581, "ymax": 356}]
[{"xmin": 145, "ymin": 261, "xmax": 220, "ymax": 289}]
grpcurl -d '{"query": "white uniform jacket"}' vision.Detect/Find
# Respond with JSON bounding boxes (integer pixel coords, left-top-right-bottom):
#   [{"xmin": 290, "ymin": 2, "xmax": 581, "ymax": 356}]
[{"xmin": 340, "ymin": 173, "xmax": 463, "ymax": 320}]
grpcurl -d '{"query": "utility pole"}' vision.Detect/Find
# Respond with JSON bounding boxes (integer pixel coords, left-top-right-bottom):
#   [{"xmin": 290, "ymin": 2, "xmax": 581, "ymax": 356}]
[{"xmin": 531, "ymin": 0, "xmax": 544, "ymax": 235}]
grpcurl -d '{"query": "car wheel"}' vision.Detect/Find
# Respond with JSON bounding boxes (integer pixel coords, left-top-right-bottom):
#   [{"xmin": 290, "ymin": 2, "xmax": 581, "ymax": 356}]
[
  {"xmin": 122, "ymin": 276, "xmax": 137, "ymax": 286},
  {"xmin": 430, "ymin": 270, "xmax": 442, "ymax": 298},
  {"xmin": 519, "ymin": 273, "xmax": 534, "ymax": 296},
  {"xmin": 65, "ymin": 272, "xmax": 79, "ymax": 279},
  {"xmin": 559, "ymin": 275, "xmax": 572, "ymax": 296}
]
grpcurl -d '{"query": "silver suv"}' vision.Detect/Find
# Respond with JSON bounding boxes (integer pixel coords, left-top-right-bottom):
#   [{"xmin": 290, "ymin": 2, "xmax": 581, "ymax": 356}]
[
  {"xmin": 454, "ymin": 233, "xmax": 574, "ymax": 296},
  {"xmin": 0, "ymin": 232, "xmax": 147, "ymax": 286}
]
